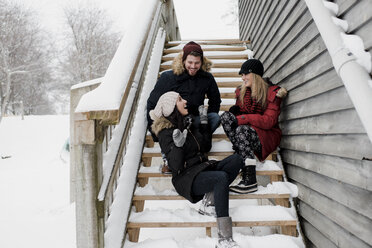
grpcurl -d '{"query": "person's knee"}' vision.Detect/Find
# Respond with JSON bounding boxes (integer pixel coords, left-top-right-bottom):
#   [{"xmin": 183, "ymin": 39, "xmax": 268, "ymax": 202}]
[
  {"xmin": 235, "ymin": 125, "xmax": 247, "ymax": 133},
  {"xmin": 230, "ymin": 154, "xmax": 244, "ymax": 168},
  {"xmin": 215, "ymin": 172, "xmax": 229, "ymax": 188}
]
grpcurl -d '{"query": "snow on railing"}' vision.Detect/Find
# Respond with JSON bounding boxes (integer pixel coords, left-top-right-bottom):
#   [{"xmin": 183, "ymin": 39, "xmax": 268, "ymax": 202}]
[
  {"xmin": 74, "ymin": 0, "xmax": 159, "ymax": 124},
  {"xmin": 305, "ymin": 0, "xmax": 372, "ymax": 143},
  {"xmin": 71, "ymin": 1, "xmax": 181, "ymax": 247},
  {"xmin": 96, "ymin": 0, "xmax": 164, "ymax": 222},
  {"xmin": 104, "ymin": 27, "xmax": 166, "ymax": 248}
]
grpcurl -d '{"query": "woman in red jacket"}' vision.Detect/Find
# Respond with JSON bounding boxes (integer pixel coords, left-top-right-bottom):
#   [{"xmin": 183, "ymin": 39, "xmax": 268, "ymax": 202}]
[{"xmin": 220, "ymin": 59, "xmax": 287, "ymax": 194}]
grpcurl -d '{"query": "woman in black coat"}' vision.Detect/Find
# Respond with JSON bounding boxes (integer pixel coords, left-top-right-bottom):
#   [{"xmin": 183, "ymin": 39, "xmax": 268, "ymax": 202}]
[{"xmin": 150, "ymin": 91, "xmax": 242, "ymax": 248}]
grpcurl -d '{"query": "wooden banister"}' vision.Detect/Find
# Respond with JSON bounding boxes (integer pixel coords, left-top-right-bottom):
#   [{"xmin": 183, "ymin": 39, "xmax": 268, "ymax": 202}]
[{"xmin": 71, "ymin": 1, "xmax": 181, "ymax": 248}]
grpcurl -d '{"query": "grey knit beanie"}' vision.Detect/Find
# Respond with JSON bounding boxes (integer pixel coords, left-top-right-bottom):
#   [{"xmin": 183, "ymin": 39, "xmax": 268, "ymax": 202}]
[{"xmin": 150, "ymin": 91, "xmax": 180, "ymax": 120}]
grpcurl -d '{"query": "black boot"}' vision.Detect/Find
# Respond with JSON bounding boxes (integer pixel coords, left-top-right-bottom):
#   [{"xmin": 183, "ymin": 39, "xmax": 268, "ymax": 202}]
[{"xmin": 229, "ymin": 165, "xmax": 257, "ymax": 194}]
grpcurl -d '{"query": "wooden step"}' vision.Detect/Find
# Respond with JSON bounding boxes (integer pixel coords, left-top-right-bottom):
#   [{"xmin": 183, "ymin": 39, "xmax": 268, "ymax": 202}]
[
  {"xmin": 162, "ymin": 50, "xmax": 249, "ymax": 62},
  {"xmin": 217, "ymin": 82, "xmax": 240, "ymax": 88},
  {"xmin": 137, "ymin": 169, "xmax": 283, "ymax": 188},
  {"xmin": 137, "ymin": 170, "xmax": 283, "ymax": 182},
  {"xmin": 127, "ymin": 205, "xmax": 297, "ymax": 242},
  {"xmin": 127, "ymin": 220, "xmax": 297, "ymax": 242},
  {"xmin": 159, "ymin": 71, "xmax": 240, "ymax": 78},
  {"xmin": 160, "ymin": 60, "xmax": 244, "ymax": 70},
  {"xmin": 165, "ymin": 39, "xmax": 250, "ymax": 48},
  {"xmin": 132, "ymin": 181, "xmax": 292, "ymax": 211},
  {"xmin": 162, "ymin": 54, "xmax": 249, "ymax": 62},
  {"xmin": 133, "ymin": 194, "xmax": 290, "ymax": 212},
  {"xmin": 123, "ymin": 234, "xmax": 302, "ymax": 247},
  {"xmin": 163, "ymin": 46, "xmax": 246, "ymax": 55},
  {"xmin": 216, "ymin": 77, "xmax": 242, "ymax": 88}
]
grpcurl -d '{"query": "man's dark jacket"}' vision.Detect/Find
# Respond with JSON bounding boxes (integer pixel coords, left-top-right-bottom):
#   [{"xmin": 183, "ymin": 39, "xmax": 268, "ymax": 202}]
[{"xmin": 147, "ymin": 53, "xmax": 221, "ymax": 128}]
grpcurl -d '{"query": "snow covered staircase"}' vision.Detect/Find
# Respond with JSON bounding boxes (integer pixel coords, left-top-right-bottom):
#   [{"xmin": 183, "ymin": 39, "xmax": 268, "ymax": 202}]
[{"xmin": 125, "ymin": 40, "xmax": 300, "ymax": 246}]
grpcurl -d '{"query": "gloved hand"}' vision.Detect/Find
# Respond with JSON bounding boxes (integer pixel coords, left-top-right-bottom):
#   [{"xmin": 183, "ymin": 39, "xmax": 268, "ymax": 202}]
[
  {"xmin": 184, "ymin": 115, "xmax": 193, "ymax": 130},
  {"xmin": 172, "ymin": 129, "xmax": 188, "ymax": 147},
  {"xmin": 229, "ymin": 105, "xmax": 240, "ymax": 116},
  {"xmin": 198, "ymin": 105, "xmax": 208, "ymax": 124},
  {"xmin": 231, "ymin": 115, "xmax": 238, "ymax": 130}
]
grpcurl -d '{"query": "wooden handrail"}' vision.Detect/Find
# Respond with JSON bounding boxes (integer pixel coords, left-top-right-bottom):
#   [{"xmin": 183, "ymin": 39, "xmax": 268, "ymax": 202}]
[
  {"xmin": 74, "ymin": 2, "xmax": 160, "ymax": 125},
  {"xmin": 71, "ymin": 1, "xmax": 181, "ymax": 247}
]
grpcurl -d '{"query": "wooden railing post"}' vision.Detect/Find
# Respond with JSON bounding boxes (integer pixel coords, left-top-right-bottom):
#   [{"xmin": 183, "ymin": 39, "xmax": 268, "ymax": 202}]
[
  {"xmin": 70, "ymin": 79, "xmax": 101, "ymax": 203},
  {"xmin": 74, "ymin": 119, "xmax": 103, "ymax": 248}
]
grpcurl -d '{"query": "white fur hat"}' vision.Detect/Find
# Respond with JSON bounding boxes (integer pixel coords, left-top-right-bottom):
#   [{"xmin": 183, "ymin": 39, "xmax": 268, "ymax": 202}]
[{"xmin": 150, "ymin": 91, "xmax": 180, "ymax": 120}]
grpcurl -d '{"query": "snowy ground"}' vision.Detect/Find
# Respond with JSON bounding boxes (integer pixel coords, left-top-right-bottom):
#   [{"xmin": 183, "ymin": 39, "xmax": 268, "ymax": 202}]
[{"xmin": 0, "ymin": 115, "xmax": 76, "ymax": 248}]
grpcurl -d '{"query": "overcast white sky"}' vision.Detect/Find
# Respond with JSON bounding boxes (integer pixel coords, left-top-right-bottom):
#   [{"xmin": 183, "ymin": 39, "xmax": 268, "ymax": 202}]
[{"xmin": 14, "ymin": 0, "xmax": 239, "ymax": 40}]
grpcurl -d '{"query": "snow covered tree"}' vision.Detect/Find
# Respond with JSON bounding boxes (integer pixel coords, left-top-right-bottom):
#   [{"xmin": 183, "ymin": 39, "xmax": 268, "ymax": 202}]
[
  {"xmin": 0, "ymin": 0, "xmax": 54, "ymax": 122},
  {"xmin": 60, "ymin": 2, "xmax": 120, "ymax": 86},
  {"xmin": 222, "ymin": 0, "xmax": 239, "ymax": 27}
]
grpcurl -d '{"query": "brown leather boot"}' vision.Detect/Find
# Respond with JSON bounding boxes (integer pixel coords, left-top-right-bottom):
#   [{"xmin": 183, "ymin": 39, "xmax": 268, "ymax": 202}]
[{"xmin": 161, "ymin": 163, "xmax": 172, "ymax": 174}]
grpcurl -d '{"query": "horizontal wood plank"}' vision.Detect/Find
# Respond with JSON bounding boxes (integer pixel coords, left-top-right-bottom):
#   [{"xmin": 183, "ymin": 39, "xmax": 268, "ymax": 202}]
[
  {"xmin": 165, "ymin": 40, "xmax": 250, "ymax": 48},
  {"xmin": 127, "ymin": 220, "xmax": 297, "ymax": 228},
  {"xmin": 133, "ymin": 193, "xmax": 290, "ymax": 201},
  {"xmin": 162, "ymin": 54, "xmax": 249, "ymax": 62},
  {"xmin": 269, "ymin": 35, "xmax": 326, "ymax": 84},
  {"xmin": 296, "ymin": 183, "xmax": 372, "ymax": 245},
  {"xmin": 142, "ymin": 151, "xmax": 234, "ymax": 158},
  {"xmin": 286, "ymin": 164, "xmax": 372, "ymax": 219},
  {"xmin": 281, "ymin": 86, "xmax": 353, "ymax": 121},
  {"xmin": 341, "ymin": 0, "xmax": 372, "ymax": 32},
  {"xmin": 163, "ymin": 46, "xmax": 246, "ymax": 54},
  {"xmin": 278, "ymin": 52, "xmax": 333, "ymax": 91},
  {"xmin": 260, "ymin": 1, "xmax": 309, "ymax": 66},
  {"xmin": 283, "ymin": 69, "xmax": 342, "ymax": 106},
  {"xmin": 281, "ymin": 134, "xmax": 372, "ymax": 160},
  {"xmin": 281, "ymin": 149, "xmax": 372, "ymax": 190},
  {"xmin": 138, "ymin": 170, "xmax": 283, "ymax": 178},
  {"xmin": 280, "ymin": 108, "xmax": 365, "ymax": 135},
  {"xmin": 299, "ymin": 201, "xmax": 370, "ymax": 248}
]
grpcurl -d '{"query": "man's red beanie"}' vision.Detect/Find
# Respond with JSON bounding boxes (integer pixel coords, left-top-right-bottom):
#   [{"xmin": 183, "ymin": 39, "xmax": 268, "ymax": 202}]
[{"xmin": 182, "ymin": 41, "xmax": 203, "ymax": 61}]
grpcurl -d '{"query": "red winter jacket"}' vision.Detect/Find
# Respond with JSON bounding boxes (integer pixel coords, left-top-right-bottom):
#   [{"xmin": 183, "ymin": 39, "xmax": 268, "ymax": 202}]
[{"xmin": 235, "ymin": 85, "xmax": 287, "ymax": 161}]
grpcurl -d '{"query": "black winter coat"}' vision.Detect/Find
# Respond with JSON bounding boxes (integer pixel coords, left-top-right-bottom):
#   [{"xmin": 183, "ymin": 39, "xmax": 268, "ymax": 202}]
[
  {"xmin": 151, "ymin": 116, "xmax": 213, "ymax": 203},
  {"xmin": 147, "ymin": 53, "xmax": 221, "ymax": 128}
]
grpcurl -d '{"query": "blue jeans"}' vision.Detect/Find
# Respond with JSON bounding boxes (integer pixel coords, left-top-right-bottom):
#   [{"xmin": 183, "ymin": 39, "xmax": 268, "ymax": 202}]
[
  {"xmin": 191, "ymin": 154, "xmax": 244, "ymax": 217},
  {"xmin": 193, "ymin": 112, "xmax": 221, "ymax": 133}
]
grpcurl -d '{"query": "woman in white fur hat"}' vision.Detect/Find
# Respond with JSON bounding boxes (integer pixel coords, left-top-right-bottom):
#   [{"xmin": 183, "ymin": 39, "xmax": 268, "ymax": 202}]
[{"xmin": 150, "ymin": 91, "xmax": 242, "ymax": 248}]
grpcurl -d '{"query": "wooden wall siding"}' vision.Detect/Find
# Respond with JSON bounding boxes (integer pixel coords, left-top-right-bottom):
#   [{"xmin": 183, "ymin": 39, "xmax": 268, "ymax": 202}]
[
  {"xmin": 300, "ymin": 202, "xmax": 371, "ymax": 248},
  {"xmin": 301, "ymin": 220, "xmax": 338, "ymax": 248},
  {"xmin": 281, "ymin": 150, "xmax": 372, "ymax": 191},
  {"xmin": 298, "ymin": 183, "xmax": 372, "ymax": 244},
  {"xmin": 334, "ymin": 0, "xmax": 372, "ymax": 72},
  {"xmin": 238, "ymin": 0, "xmax": 372, "ymax": 247}
]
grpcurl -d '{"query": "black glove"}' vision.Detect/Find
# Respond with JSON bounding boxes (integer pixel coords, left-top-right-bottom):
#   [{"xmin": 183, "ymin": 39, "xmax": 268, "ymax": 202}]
[
  {"xmin": 229, "ymin": 105, "xmax": 240, "ymax": 116},
  {"xmin": 198, "ymin": 105, "xmax": 208, "ymax": 124},
  {"xmin": 231, "ymin": 115, "xmax": 238, "ymax": 130},
  {"xmin": 183, "ymin": 115, "xmax": 193, "ymax": 130}
]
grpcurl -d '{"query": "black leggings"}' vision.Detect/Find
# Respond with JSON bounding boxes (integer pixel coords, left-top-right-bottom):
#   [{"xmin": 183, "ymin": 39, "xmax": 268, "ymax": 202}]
[
  {"xmin": 191, "ymin": 154, "xmax": 244, "ymax": 217},
  {"xmin": 220, "ymin": 111, "xmax": 262, "ymax": 160}
]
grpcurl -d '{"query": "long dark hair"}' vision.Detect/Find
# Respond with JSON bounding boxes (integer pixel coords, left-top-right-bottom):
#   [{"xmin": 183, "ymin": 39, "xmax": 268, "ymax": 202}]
[{"xmin": 166, "ymin": 107, "xmax": 185, "ymax": 131}]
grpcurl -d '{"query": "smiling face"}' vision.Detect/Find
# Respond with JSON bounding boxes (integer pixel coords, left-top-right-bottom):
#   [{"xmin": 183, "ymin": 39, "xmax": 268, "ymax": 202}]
[
  {"xmin": 176, "ymin": 96, "xmax": 188, "ymax": 116},
  {"xmin": 184, "ymin": 55, "xmax": 202, "ymax": 76},
  {"xmin": 241, "ymin": 73, "xmax": 253, "ymax": 88}
]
